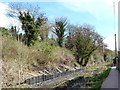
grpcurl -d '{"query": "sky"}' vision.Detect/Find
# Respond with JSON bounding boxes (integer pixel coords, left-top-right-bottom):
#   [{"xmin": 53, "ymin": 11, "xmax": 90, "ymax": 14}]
[{"xmin": 0, "ymin": 0, "xmax": 120, "ymax": 50}]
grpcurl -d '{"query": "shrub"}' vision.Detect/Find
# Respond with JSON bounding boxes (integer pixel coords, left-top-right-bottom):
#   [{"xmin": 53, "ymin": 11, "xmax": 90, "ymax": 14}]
[{"xmin": 33, "ymin": 40, "xmax": 75, "ymax": 65}]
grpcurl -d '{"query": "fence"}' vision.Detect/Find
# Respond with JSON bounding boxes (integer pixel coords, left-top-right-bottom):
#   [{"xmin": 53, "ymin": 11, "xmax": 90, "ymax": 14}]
[{"xmin": 24, "ymin": 68, "xmax": 84, "ymax": 85}]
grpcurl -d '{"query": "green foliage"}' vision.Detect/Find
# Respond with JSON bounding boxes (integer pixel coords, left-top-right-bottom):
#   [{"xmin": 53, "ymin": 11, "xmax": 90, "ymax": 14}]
[
  {"xmin": 33, "ymin": 40, "xmax": 56, "ymax": 64},
  {"xmin": 103, "ymin": 49, "xmax": 115, "ymax": 62},
  {"xmin": 0, "ymin": 27, "xmax": 9, "ymax": 36},
  {"xmin": 18, "ymin": 11, "xmax": 47, "ymax": 46},
  {"xmin": 51, "ymin": 46, "xmax": 75, "ymax": 66},
  {"xmin": 19, "ymin": 11, "xmax": 37, "ymax": 46},
  {"xmin": 53, "ymin": 18, "xmax": 68, "ymax": 47},
  {"xmin": 88, "ymin": 68, "xmax": 111, "ymax": 90},
  {"xmin": 65, "ymin": 24, "xmax": 104, "ymax": 66},
  {"xmin": 33, "ymin": 40, "xmax": 75, "ymax": 65},
  {"xmin": 39, "ymin": 24, "xmax": 50, "ymax": 41}
]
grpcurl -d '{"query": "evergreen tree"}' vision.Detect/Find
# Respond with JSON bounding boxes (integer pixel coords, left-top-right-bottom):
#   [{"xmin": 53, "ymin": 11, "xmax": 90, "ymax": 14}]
[
  {"xmin": 18, "ymin": 11, "xmax": 47, "ymax": 46},
  {"xmin": 53, "ymin": 18, "xmax": 68, "ymax": 47}
]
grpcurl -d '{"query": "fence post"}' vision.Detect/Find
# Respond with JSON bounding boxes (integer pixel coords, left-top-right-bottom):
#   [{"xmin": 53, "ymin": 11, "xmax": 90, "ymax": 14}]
[
  {"xmin": 33, "ymin": 77, "xmax": 35, "ymax": 84},
  {"xmin": 29, "ymin": 78, "xmax": 32, "ymax": 85}
]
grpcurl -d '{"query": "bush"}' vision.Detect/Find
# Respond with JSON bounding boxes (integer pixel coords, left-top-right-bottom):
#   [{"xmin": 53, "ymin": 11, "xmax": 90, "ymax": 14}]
[{"xmin": 33, "ymin": 40, "xmax": 75, "ymax": 65}]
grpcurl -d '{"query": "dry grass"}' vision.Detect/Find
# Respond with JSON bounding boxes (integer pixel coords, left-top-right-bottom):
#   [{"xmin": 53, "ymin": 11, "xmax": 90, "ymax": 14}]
[
  {"xmin": 1, "ymin": 36, "xmax": 75, "ymax": 87},
  {"xmin": 1, "ymin": 34, "xmax": 113, "ymax": 88}
]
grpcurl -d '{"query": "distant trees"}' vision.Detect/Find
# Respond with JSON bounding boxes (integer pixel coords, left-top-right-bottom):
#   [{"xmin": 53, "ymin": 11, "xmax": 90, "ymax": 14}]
[
  {"xmin": 38, "ymin": 23, "xmax": 51, "ymax": 41},
  {"xmin": 65, "ymin": 24, "xmax": 104, "ymax": 66},
  {"xmin": 0, "ymin": 27, "xmax": 9, "ymax": 36},
  {"xmin": 9, "ymin": 26, "xmax": 18, "ymax": 39},
  {"xmin": 0, "ymin": 26, "xmax": 20, "ymax": 41},
  {"xmin": 53, "ymin": 18, "xmax": 68, "ymax": 47}
]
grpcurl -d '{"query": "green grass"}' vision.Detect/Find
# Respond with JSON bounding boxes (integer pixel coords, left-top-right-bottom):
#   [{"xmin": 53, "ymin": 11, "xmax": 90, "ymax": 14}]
[{"xmin": 88, "ymin": 68, "xmax": 111, "ymax": 90}]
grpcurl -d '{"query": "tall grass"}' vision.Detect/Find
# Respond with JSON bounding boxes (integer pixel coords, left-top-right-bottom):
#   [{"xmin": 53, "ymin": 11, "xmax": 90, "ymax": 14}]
[{"xmin": 2, "ymin": 36, "xmax": 75, "ymax": 87}]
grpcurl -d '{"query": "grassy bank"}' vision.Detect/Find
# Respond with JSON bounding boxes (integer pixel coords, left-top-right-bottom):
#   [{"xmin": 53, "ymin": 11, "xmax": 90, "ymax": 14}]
[{"xmin": 87, "ymin": 68, "xmax": 111, "ymax": 90}]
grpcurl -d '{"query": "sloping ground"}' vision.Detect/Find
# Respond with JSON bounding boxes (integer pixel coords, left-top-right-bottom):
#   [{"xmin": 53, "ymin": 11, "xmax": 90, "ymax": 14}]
[
  {"xmin": 1, "ymin": 35, "xmax": 113, "ymax": 88},
  {"xmin": 1, "ymin": 36, "xmax": 77, "ymax": 88}
]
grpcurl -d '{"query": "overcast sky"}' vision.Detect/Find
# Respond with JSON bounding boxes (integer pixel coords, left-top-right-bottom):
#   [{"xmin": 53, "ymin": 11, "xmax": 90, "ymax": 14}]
[{"xmin": 0, "ymin": 0, "xmax": 120, "ymax": 50}]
